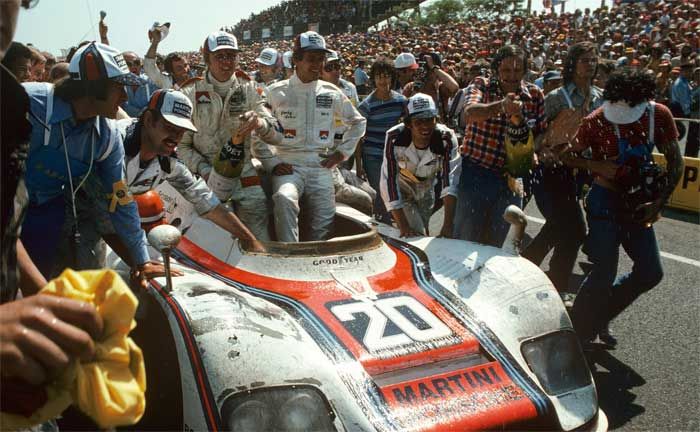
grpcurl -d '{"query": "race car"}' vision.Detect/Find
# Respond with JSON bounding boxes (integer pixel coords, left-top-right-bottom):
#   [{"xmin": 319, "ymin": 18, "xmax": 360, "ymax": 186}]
[{"xmin": 113, "ymin": 183, "xmax": 608, "ymax": 432}]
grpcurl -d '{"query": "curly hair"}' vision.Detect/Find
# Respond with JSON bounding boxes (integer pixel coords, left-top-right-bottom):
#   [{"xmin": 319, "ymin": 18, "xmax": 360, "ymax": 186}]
[
  {"xmin": 562, "ymin": 41, "xmax": 598, "ymax": 85},
  {"xmin": 603, "ymin": 67, "xmax": 656, "ymax": 106},
  {"xmin": 370, "ymin": 59, "xmax": 395, "ymax": 81}
]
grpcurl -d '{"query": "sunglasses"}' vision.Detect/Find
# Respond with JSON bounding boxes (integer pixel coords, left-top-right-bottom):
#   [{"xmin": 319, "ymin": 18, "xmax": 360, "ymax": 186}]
[
  {"xmin": 126, "ymin": 60, "xmax": 142, "ymax": 67},
  {"xmin": 324, "ymin": 63, "xmax": 341, "ymax": 72},
  {"xmin": 213, "ymin": 52, "xmax": 237, "ymax": 62}
]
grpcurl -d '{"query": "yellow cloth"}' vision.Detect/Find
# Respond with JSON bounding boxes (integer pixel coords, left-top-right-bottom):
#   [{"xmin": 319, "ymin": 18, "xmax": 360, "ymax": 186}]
[{"xmin": 1, "ymin": 269, "xmax": 146, "ymax": 430}]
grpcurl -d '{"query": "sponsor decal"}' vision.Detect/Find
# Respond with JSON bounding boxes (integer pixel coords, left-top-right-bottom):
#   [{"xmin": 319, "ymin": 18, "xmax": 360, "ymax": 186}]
[
  {"xmin": 312, "ymin": 255, "xmax": 363, "ymax": 266},
  {"xmin": 109, "ymin": 179, "xmax": 133, "ymax": 212},
  {"xmin": 283, "ymin": 129, "xmax": 296, "ymax": 139},
  {"xmin": 196, "ymin": 91, "xmax": 211, "ymax": 104},
  {"xmin": 410, "ymin": 97, "xmax": 431, "ymax": 112},
  {"xmin": 113, "ymin": 54, "xmax": 128, "ymax": 71},
  {"xmin": 171, "ymin": 101, "xmax": 192, "ymax": 118},
  {"xmin": 316, "ymin": 94, "xmax": 333, "ymax": 109},
  {"xmin": 319, "ymin": 130, "xmax": 330, "ymax": 141},
  {"xmin": 306, "ymin": 33, "xmax": 323, "ymax": 46}
]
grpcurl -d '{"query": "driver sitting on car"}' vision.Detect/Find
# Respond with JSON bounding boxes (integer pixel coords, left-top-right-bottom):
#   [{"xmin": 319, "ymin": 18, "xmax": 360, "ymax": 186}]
[{"xmin": 379, "ymin": 93, "xmax": 460, "ymax": 238}]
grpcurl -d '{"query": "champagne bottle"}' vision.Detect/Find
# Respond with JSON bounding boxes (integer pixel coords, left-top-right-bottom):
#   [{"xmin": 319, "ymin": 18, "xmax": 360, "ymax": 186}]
[
  {"xmin": 212, "ymin": 138, "xmax": 244, "ymax": 178},
  {"xmin": 504, "ymin": 112, "xmax": 534, "ymax": 177}
]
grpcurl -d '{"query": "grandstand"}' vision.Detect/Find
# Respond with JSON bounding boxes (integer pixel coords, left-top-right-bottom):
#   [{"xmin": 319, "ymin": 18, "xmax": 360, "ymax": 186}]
[{"xmin": 231, "ymin": 0, "xmax": 425, "ymax": 43}]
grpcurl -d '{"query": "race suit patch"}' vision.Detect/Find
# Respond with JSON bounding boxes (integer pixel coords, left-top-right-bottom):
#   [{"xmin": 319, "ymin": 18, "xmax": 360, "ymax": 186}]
[
  {"xmin": 284, "ymin": 129, "xmax": 296, "ymax": 139},
  {"xmin": 319, "ymin": 130, "xmax": 330, "ymax": 141},
  {"xmin": 316, "ymin": 94, "xmax": 333, "ymax": 109},
  {"xmin": 228, "ymin": 88, "xmax": 247, "ymax": 116},
  {"xmin": 109, "ymin": 179, "xmax": 133, "ymax": 212},
  {"xmin": 196, "ymin": 92, "xmax": 211, "ymax": 104}
]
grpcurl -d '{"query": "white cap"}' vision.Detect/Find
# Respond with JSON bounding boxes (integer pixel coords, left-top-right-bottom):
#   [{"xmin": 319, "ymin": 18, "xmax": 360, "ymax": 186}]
[
  {"xmin": 68, "ymin": 42, "xmax": 142, "ymax": 86},
  {"xmin": 296, "ymin": 31, "xmax": 331, "ymax": 53},
  {"xmin": 406, "ymin": 93, "xmax": 437, "ymax": 119},
  {"xmin": 256, "ymin": 47, "xmax": 279, "ymax": 66},
  {"xmin": 148, "ymin": 89, "xmax": 197, "ymax": 132},
  {"xmin": 326, "ymin": 49, "xmax": 341, "ymax": 62},
  {"xmin": 205, "ymin": 31, "xmax": 239, "ymax": 52},
  {"xmin": 282, "ymin": 51, "xmax": 293, "ymax": 69},
  {"xmin": 394, "ymin": 52, "xmax": 418, "ymax": 70}
]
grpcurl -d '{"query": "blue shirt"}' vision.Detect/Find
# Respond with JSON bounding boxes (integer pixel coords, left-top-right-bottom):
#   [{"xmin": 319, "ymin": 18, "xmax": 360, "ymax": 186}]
[
  {"xmin": 357, "ymin": 90, "xmax": 406, "ymax": 156},
  {"xmin": 354, "ymin": 67, "xmax": 369, "ymax": 86},
  {"xmin": 24, "ymin": 82, "xmax": 149, "ymax": 265},
  {"xmin": 671, "ymin": 76, "xmax": 692, "ymax": 116},
  {"xmin": 122, "ymin": 73, "xmax": 160, "ymax": 117}
]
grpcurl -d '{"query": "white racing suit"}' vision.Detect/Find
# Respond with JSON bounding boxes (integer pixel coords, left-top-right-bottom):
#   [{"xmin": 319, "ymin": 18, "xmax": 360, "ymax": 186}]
[
  {"xmin": 258, "ymin": 75, "xmax": 366, "ymax": 242},
  {"xmin": 179, "ymin": 71, "xmax": 277, "ymax": 240},
  {"xmin": 380, "ymin": 123, "xmax": 460, "ymax": 234}
]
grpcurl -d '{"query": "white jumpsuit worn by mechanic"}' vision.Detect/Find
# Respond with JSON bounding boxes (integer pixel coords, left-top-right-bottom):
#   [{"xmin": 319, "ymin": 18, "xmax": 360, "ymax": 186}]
[
  {"xmin": 380, "ymin": 121, "xmax": 460, "ymax": 235},
  {"xmin": 178, "ymin": 31, "xmax": 277, "ymax": 241},
  {"xmin": 258, "ymin": 32, "xmax": 366, "ymax": 242}
]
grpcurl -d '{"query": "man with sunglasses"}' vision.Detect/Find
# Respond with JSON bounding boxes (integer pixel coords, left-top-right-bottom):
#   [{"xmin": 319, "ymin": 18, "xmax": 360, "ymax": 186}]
[
  {"xmin": 178, "ymin": 31, "xmax": 278, "ymax": 241},
  {"xmin": 121, "ymin": 51, "xmax": 159, "ymax": 117},
  {"xmin": 320, "ymin": 50, "xmax": 359, "ymax": 106}
]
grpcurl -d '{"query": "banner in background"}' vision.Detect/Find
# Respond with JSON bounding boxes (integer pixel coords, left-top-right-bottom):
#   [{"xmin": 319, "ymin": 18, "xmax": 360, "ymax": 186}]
[
  {"xmin": 262, "ymin": 28, "xmax": 271, "ymax": 38},
  {"xmin": 243, "ymin": 30, "xmax": 251, "ymax": 40},
  {"xmin": 284, "ymin": 26, "xmax": 294, "ymax": 37}
]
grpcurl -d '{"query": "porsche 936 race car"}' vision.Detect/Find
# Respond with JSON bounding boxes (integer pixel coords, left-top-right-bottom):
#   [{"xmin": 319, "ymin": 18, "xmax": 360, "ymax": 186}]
[{"xmin": 112, "ymin": 183, "xmax": 608, "ymax": 432}]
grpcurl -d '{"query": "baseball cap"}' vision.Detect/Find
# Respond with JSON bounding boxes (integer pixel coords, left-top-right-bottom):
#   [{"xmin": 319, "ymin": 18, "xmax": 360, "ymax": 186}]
[
  {"xmin": 147, "ymin": 89, "xmax": 197, "ymax": 132},
  {"xmin": 205, "ymin": 31, "xmax": 239, "ymax": 52},
  {"xmin": 543, "ymin": 70, "xmax": 562, "ymax": 82},
  {"xmin": 256, "ymin": 47, "xmax": 279, "ymax": 66},
  {"xmin": 282, "ymin": 51, "xmax": 293, "ymax": 69},
  {"xmin": 296, "ymin": 31, "xmax": 331, "ymax": 53},
  {"xmin": 394, "ymin": 52, "xmax": 418, "ymax": 69},
  {"xmin": 326, "ymin": 49, "xmax": 341, "ymax": 63},
  {"xmin": 68, "ymin": 42, "xmax": 142, "ymax": 86},
  {"xmin": 406, "ymin": 93, "xmax": 438, "ymax": 119}
]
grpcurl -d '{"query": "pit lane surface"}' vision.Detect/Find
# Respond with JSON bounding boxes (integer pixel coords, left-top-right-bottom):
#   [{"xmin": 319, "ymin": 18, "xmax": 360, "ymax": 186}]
[{"xmin": 430, "ymin": 205, "xmax": 700, "ymax": 431}]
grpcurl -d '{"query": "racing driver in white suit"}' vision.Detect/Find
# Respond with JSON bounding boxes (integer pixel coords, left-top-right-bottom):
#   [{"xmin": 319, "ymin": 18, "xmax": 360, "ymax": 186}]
[
  {"xmin": 248, "ymin": 31, "xmax": 366, "ymax": 242},
  {"xmin": 178, "ymin": 31, "xmax": 278, "ymax": 240}
]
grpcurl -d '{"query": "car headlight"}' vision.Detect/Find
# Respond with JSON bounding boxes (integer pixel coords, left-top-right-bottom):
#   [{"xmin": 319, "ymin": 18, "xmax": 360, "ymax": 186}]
[
  {"xmin": 521, "ymin": 330, "xmax": 592, "ymax": 396},
  {"xmin": 221, "ymin": 386, "xmax": 336, "ymax": 432}
]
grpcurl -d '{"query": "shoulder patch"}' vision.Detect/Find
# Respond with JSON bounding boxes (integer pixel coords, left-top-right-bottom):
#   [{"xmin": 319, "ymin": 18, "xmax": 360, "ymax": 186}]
[
  {"xmin": 179, "ymin": 76, "xmax": 203, "ymax": 89},
  {"xmin": 235, "ymin": 70, "xmax": 251, "ymax": 81}
]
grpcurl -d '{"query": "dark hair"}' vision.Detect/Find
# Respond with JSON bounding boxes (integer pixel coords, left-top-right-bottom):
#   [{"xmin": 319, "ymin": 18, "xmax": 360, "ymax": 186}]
[
  {"xmin": 163, "ymin": 52, "xmax": 184, "ymax": 75},
  {"xmin": 603, "ymin": 67, "xmax": 655, "ymax": 106},
  {"xmin": 53, "ymin": 76, "xmax": 111, "ymax": 101},
  {"xmin": 562, "ymin": 41, "xmax": 598, "ymax": 85},
  {"xmin": 597, "ymin": 59, "xmax": 616, "ymax": 76},
  {"xmin": 491, "ymin": 44, "xmax": 529, "ymax": 75},
  {"xmin": 369, "ymin": 59, "xmax": 395, "ymax": 81},
  {"xmin": 1, "ymin": 42, "xmax": 32, "ymax": 70}
]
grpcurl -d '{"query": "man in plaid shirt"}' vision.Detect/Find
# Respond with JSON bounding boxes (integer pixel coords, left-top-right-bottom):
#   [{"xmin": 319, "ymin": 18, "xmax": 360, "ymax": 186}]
[{"xmin": 454, "ymin": 45, "xmax": 546, "ymax": 247}]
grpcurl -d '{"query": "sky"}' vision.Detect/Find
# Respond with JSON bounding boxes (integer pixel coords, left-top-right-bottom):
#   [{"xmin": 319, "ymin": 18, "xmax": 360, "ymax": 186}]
[{"xmin": 16, "ymin": 0, "xmax": 602, "ymax": 57}]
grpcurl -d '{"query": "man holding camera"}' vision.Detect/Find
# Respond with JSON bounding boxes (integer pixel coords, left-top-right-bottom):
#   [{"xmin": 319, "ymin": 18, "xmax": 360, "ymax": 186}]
[
  {"xmin": 402, "ymin": 52, "xmax": 459, "ymax": 122},
  {"xmin": 563, "ymin": 68, "xmax": 683, "ymax": 346}
]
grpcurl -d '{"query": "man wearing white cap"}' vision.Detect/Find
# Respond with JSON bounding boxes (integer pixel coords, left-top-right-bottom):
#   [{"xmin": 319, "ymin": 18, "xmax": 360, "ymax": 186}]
[
  {"xmin": 118, "ymin": 89, "xmax": 264, "ymax": 252},
  {"xmin": 380, "ymin": 93, "xmax": 460, "ymax": 238},
  {"xmin": 21, "ymin": 42, "xmax": 153, "ymax": 285},
  {"xmin": 394, "ymin": 52, "xmax": 418, "ymax": 91},
  {"xmin": 178, "ymin": 31, "xmax": 278, "ymax": 241},
  {"xmin": 320, "ymin": 50, "xmax": 359, "ymax": 106},
  {"xmin": 253, "ymin": 31, "xmax": 366, "ymax": 242},
  {"xmin": 253, "ymin": 47, "xmax": 281, "ymax": 87}
]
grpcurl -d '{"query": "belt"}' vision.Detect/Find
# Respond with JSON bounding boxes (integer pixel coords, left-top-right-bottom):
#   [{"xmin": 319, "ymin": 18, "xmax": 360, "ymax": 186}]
[{"xmin": 240, "ymin": 175, "xmax": 261, "ymax": 188}]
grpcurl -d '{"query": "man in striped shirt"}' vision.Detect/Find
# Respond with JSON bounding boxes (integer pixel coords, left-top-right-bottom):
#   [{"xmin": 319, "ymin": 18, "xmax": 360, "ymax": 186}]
[{"xmin": 355, "ymin": 60, "xmax": 406, "ymax": 223}]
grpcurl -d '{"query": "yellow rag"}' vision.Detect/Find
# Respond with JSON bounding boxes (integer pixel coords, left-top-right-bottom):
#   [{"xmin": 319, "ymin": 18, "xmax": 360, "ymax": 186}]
[{"xmin": 1, "ymin": 269, "xmax": 146, "ymax": 430}]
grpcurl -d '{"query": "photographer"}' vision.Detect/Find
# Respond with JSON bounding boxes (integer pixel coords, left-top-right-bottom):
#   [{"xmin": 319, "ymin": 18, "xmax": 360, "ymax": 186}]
[
  {"xmin": 563, "ymin": 68, "xmax": 684, "ymax": 345},
  {"xmin": 403, "ymin": 53, "xmax": 459, "ymax": 122}
]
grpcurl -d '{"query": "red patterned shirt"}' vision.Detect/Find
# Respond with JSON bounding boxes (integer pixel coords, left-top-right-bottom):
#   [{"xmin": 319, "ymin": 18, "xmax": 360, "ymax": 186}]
[
  {"xmin": 573, "ymin": 103, "xmax": 678, "ymax": 160},
  {"xmin": 461, "ymin": 77, "xmax": 547, "ymax": 172}
]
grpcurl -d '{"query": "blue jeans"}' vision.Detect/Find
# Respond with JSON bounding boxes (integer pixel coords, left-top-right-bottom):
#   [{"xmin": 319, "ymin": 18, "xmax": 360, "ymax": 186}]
[
  {"xmin": 571, "ymin": 184, "xmax": 663, "ymax": 341},
  {"xmin": 362, "ymin": 152, "xmax": 391, "ymax": 223},
  {"xmin": 523, "ymin": 165, "xmax": 586, "ymax": 291},
  {"xmin": 453, "ymin": 159, "xmax": 522, "ymax": 247}
]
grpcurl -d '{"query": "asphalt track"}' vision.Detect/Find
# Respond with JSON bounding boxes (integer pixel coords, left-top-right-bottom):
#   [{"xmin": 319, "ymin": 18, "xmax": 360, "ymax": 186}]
[{"xmin": 429, "ymin": 204, "xmax": 700, "ymax": 431}]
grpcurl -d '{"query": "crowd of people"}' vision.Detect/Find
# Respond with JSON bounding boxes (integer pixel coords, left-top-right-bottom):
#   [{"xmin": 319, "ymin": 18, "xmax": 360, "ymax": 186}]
[{"xmin": 1, "ymin": 0, "xmax": 698, "ymax": 429}]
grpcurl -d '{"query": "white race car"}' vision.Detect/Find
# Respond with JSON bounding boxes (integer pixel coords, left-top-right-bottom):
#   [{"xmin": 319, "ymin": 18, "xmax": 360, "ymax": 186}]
[{"xmin": 114, "ymin": 183, "xmax": 608, "ymax": 432}]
